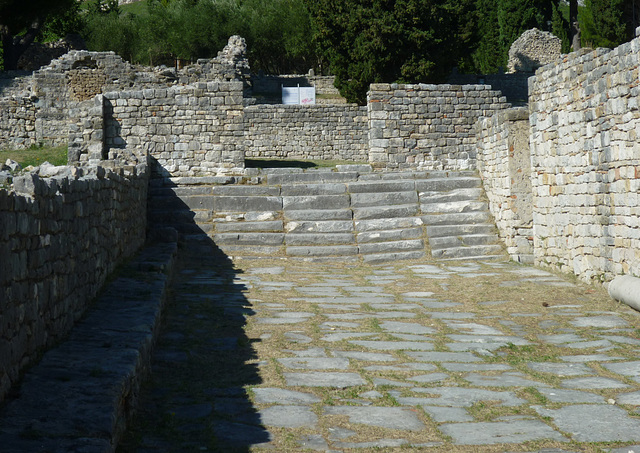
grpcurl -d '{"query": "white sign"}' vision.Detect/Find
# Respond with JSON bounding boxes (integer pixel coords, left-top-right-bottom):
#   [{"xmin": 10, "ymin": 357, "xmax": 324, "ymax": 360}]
[{"xmin": 282, "ymin": 85, "xmax": 316, "ymax": 105}]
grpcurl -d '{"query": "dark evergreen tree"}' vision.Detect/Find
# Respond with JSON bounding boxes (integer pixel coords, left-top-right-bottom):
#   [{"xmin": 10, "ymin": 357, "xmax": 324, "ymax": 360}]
[
  {"xmin": 552, "ymin": 2, "xmax": 571, "ymax": 53},
  {"xmin": 473, "ymin": 0, "xmax": 505, "ymax": 73},
  {"xmin": 0, "ymin": 0, "xmax": 78, "ymax": 70},
  {"xmin": 583, "ymin": 0, "xmax": 629, "ymax": 47}
]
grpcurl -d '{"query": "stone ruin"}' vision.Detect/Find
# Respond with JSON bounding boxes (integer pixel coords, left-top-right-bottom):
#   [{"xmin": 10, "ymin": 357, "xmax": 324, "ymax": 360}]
[{"xmin": 507, "ymin": 28, "xmax": 562, "ymax": 73}]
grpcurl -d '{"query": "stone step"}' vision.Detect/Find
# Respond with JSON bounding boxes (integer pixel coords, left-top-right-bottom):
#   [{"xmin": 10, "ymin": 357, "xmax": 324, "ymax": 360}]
[
  {"xmin": 353, "ymin": 204, "xmax": 420, "ymax": 220},
  {"xmin": 415, "ymin": 177, "xmax": 482, "ymax": 192},
  {"xmin": 431, "ymin": 244, "xmax": 505, "ymax": 259},
  {"xmin": 212, "ymin": 185, "xmax": 280, "ymax": 196},
  {"xmin": 283, "ymin": 194, "xmax": 350, "ymax": 210},
  {"xmin": 421, "ymin": 212, "xmax": 490, "ymax": 226},
  {"xmin": 214, "ymin": 196, "xmax": 282, "ymax": 212},
  {"xmin": 284, "ymin": 209, "xmax": 353, "ymax": 221},
  {"xmin": 267, "ymin": 171, "xmax": 359, "ymax": 185},
  {"xmin": 429, "ymin": 234, "xmax": 500, "ymax": 249},
  {"xmin": 213, "ymin": 232, "xmax": 284, "ymax": 246},
  {"xmin": 421, "ymin": 200, "xmax": 489, "ymax": 214},
  {"xmin": 347, "ymin": 180, "xmax": 415, "ymax": 193},
  {"xmin": 362, "ymin": 250, "xmax": 426, "ymax": 264},
  {"xmin": 280, "ymin": 183, "xmax": 347, "ymax": 196},
  {"xmin": 286, "ymin": 245, "xmax": 359, "ymax": 257},
  {"xmin": 285, "ymin": 233, "xmax": 355, "ymax": 246},
  {"xmin": 357, "ymin": 227, "xmax": 423, "ymax": 243},
  {"xmin": 419, "ymin": 188, "xmax": 484, "ymax": 204},
  {"xmin": 437, "ymin": 254, "xmax": 507, "ymax": 262},
  {"xmin": 216, "ymin": 244, "xmax": 285, "ymax": 257},
  {"xmin": 426, "ymin": 224, "xmax": 496, "ymax": 238},
  {"xmin": 285, "ymin": 220, "xmax": 354, "ymax": 234},
  {"xmin": 355, "ymin": 217, "xmax": 424, "ymax": 232},
  {"xmin": 351, "ymin": 191, "xmax": 418, "ymax": 208},
  {"xmin": 214, "ymin": 220, "xmax": 284, "ymax": 233},
  {"xmin": 358, "ymin": 239, "xmax": 425, "ymax": 255}
]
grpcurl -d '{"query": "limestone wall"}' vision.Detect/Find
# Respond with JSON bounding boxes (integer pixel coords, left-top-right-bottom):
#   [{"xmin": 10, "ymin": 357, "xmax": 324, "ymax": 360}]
[
  {"xmin": 529, "ymin": 37, "xmax": 640, "ymax": 282},
  {"xmin": 244, "ymin": 104, "xmax": 368, "ymax": 162},
  {"xmin": 368, "ymin": 83, "xmax": 509, "ymax": 170},
  {"xmin": 103, "ymin": 82, "xmax": 245, "ymax": 175},
  {"xmin": 476, "ymin": 107, "xmax": 533, "ymax": 263},
  {"xmin": 0, "ymin": 163, "xmax": 148, "ymax": 402}
]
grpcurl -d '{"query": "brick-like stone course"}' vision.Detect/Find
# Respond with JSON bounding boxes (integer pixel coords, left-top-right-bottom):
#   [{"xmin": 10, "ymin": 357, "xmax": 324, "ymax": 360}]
[
  {"xmin": 367, "ymin": 83, "xmax": 509, "ymax": 170},
  {"xmin": 529, "ymin": 37, "xmax": 640, "ymax": 282},
  {"xmin": 0, "ymin": 163, "xmax": 148, "ymax": 402},
  {"xmin": 476, "ymin": 107, "xmax": 533, "ymax": 263},
  {"xmin": 244, "ymin": 104, "xmax": 368, "ymax": 162}
]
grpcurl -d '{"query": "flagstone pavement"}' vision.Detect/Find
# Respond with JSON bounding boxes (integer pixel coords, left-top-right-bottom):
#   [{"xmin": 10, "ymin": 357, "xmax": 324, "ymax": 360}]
[{"xmin": 116, "ymin": 237, "xmax": 640, "ymax": 453}]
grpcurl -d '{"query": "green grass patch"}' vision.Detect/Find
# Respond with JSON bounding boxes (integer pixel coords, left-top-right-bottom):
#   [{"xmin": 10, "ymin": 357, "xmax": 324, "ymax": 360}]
[{"xmin": 0, "ymin": 145, "xmax": 68, "ymax": 168}]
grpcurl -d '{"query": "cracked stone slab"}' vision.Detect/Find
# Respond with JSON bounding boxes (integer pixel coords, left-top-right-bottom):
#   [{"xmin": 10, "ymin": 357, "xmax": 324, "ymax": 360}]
[
  {"xmin": 284, "ymin": 372, "xmax": 366, "ymax": 388},
  {"xmin": 408, "ymin": 373, "xmax": 449, "ymax": 384},
  {"xmin": 560, "ymin": 354, "xmax": 626, "ymax": 362},
  {"xmin": 601, "ymin": 361, "xmax": 640, "ymax": 378},
  {"xmin": 252, "ymin": 388, "xmax": 321, "ymax": 405},
  {"xmin": 332, "ymin": 351, "xmax": 397, "ymax": 362},
  {"xmin": 324, "ymin": 406, "xmax": 424, "ymax": 430},
  {"xmin": 616, "ymin": 391, "xmax": 640, "ymax": 405},
  {"xmin": 533, "ymin": 405, "xmax": 640, "ymax": 442},
  {"xmin": 561, "ymin": 377, "xmax": 630, "ymax": 389},
  {"xmin": 444, "ymin": 322, "xmax": 506, "ymax": 336},
  {"xmin": 439, "ymin": 419, "xmax": 567, "ymax": 445}
]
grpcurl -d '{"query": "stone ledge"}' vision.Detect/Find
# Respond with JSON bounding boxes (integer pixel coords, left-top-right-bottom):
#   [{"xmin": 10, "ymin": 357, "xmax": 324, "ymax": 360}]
[{"xmin": 0, "ymin": 238, "xmax": 178, "ymax": 453}]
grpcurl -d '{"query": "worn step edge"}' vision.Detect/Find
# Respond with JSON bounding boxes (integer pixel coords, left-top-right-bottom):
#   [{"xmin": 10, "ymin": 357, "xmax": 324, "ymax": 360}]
[{"xmin": 431, "ymin": 244, "xmax": 505, "ymax": 259}]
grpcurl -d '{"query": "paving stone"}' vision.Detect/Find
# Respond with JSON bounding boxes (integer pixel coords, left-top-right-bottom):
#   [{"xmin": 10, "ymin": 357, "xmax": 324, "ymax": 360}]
[
  {"xmin": 324, "ymin": 406, "xmax": 424, "ymax": 430},
  {"xmin": 397, "ymin": 387, "xmax": 526, "ymax": 407},
  {"xmin": 284, "ymin": 372, "xmax": 366, "ymax": 387},
  {"xmin": 284, "ymin": 332, "xmax": 313, "ymax": 344},
  {"xmin": 328, "ymin": 427, "xmax": 357, "ymax": 440},
  {"xmin": 349, "ymin": 340, "xmax": 434, "ymax": 351},
  {"xmin": 570, "ymin": 316, "xmax": 629, "ymax": 328},
  {"xmin": 527, "ymin": 362, "xmax": 593, "ymax": 376},
  {"xmin": 380, "ymin": 321, "xmax": 436, "ymax": 334},
  {"xmin": 277, "ymin": 357, "xmax": 350, "ymax": 370},
  {"xmin": 298, "ymin": 434, "xmax": 329, "ymax": 450},
  {"xmin": 428, "ymin": 312, "xmax": 476, "ymax": 319},
  {"xmin": 334, "ymin": 439, "xmax": 410, "ymax": 449},
  {"xmin": 406, "ymin": 351, "xmax": 482, "ymax": 362},
  {"xmin": 283, "ymin": 347, "xmax": 327, "ymax": 357},
  {"xmin": 332, "ymin": 351, "xmax": 397, "ymax": 362},
  {"xmin": 440, "ymin": 419, "xmax": 567, "ymax": 444},
  {"xmin": 616, "ymin": 391, "xmax": 640, "ymax": 405},
  {"xmin": 373, "ymin": 378, "xmax": 414, "ymax": 387},
  {"xmin": 442, "ymin": 363, "xmax": 513, "ymax": 372},
  {"xmin": 607, "ymin": 446, "xmax": 640, "ymax": 453},
  {"xmin": 423, "ymin": 406, "xmax": 474, "ymax": 422},
  {"xmin": 320, "ymin": 332, "xmax": 378, "ymax": 342},
  {"xmin": 444, "ymin": 322, "xmax": 506, "ymax": 335},
  {"xmin": 259, "ymin": 405, "xmax": 318, "ymax": 428},
  {"xmin": 559, "ymin": 339, "xmax": 614, "ymax": 349},
  {"xmin": 408, "ymin": 373, "xmax": 449, "ymax": 384},
  {"xmin": 601, "ymin": 361, "xmax": 640, "ymax": 378},
  {"xmin": 560, "ymin": 354, "xmax": 626, "ymax": 362},
  {"xmin": 447, "ymin": 334, "xmax": 532, "ymax": 345},
  {"xmin": 421, "ymin": 301, "xmax": 463, "ymax": 309},
  {"xmin": 464, "ymin": 372, "xmax": 551, "ymax": 388},
  {"xmin": 536, "ymin": 388, "xmax": 606, "ymax": 403},
  {"xmin": 533, "ymin": 405, "xmax": 640, "ymax": 442},
  {"xmin": 538, "ymin": 334, "xmax": 586, "ymax": 344},
  {"xmin": 561, "ymin": 377, "xmax": 631, "ymax": 389},
  {"xmin": 252, "ymin": 388, "xmax": 321, "ymax": 405}
]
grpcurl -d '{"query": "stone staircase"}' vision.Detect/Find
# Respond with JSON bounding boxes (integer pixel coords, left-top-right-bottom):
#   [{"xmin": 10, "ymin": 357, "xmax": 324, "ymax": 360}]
[{"xmin": 148, "ymin": 166, "xmax": 506, "ymax": 263}]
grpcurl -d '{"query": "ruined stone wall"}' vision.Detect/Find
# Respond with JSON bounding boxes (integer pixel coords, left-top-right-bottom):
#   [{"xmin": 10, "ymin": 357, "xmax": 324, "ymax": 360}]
[
  {"xmin": 104, "ymin": 81, "xmax": 245, "ymax": 176},
  {"xmin": 0, "ymin": 163, "xmax": 148, "ymax": 402},
  {"xmin": 476, "ymin": 107, "xmax": 533, "ymax": 263},
  {"xmin": 529, "ymin": 36, "xmax": 640, "ymax": 282},
  {"xmin": 368, "ymin": 83, "xmax": 510, "ymax": 170},
  {"xmin": 244, "ymin": 104, "xmax": 368, "ymax": 162}
]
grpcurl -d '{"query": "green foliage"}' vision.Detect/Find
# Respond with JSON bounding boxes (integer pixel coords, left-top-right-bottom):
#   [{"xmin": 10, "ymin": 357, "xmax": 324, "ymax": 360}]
[
  {"xmin": 551, "ymin": 2, "xmax": 571, "ymax": 53},
  {"xmin": 305, "ymin": 0, "xmax": 476, "ymax": 104},
  {"xmin": 473, "ymin": 0, "xmax": 504, "ymax": 73},
  {"xmin": 581, "ymin": 0, "xmax": 630, "ymax": 48}
]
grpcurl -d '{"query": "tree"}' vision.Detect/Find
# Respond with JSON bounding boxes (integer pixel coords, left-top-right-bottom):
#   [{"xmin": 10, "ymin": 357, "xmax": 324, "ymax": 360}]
[
  {"xmin": 473, "ymin": 0, "xmax": 505, "ymax": 73},
  {"xmin": 582, "ymin": 0, "xmax": 629, "ymax": 48},
  {"xmin": 305, "ymin": 0, "xmax": 475, "ymax": 104},
  {"xmin": 0, "ymin": 0, "xmax": 78, "ymax": 70}
]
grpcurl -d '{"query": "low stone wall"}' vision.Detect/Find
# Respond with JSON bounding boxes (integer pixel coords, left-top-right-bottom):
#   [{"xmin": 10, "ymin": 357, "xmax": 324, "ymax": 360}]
[
  {"xmin": 103, "ymin": 81, "xmax": 245, "ymax": 176},
  {"xmin": 476, "ymin": 107, "xmax": 533, "ymax": 263},
  {"xmin": 368, "ymin": 83, "xmax": 509, "ymax": 170},
  {"xmin": 529, "ymin": 35, "xmax": 640, "ymax": 282},
  {"xmin": 244, "ymin": 104, "xmax": 368, "ymax": 162},
  {"xmin": 0, "ymin": 162, "xmax": 148, "ymax": 402}
]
